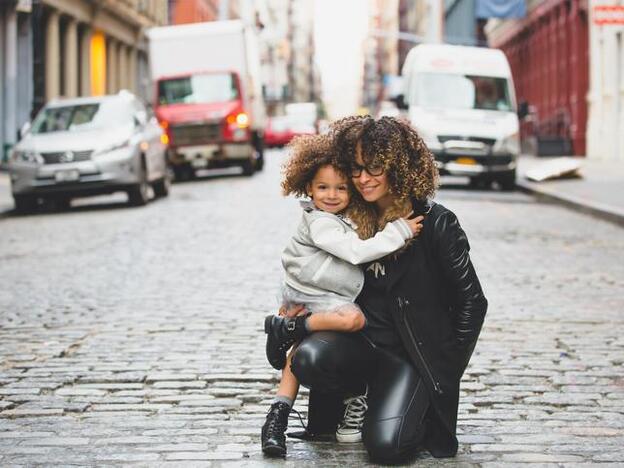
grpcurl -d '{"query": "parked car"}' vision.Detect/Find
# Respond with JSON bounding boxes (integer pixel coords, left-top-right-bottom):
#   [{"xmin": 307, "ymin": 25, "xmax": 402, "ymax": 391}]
[
  {"xmin": 265, "ymin": 115, "xmax": 295, "ymax": 148},
  {"xmin": 9, "ymin": 91, "xmax": 171, "ymax": 212}
]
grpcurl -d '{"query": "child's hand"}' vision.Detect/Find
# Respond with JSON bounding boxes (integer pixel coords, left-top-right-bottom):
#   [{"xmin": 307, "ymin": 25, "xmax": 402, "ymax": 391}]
[
  {"xmin": 404, "ymin": 215, "xmax": 424, "ymax": 236},
  {"xmin": 279, "ymin": 304, "xmax": 307, "ymax": 318}
]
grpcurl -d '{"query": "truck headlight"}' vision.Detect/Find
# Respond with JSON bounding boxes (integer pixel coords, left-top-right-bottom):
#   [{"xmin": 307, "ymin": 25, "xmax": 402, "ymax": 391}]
[{"xmin": 11, "ymin": 150, "xmax": 41, "ymax": 164}]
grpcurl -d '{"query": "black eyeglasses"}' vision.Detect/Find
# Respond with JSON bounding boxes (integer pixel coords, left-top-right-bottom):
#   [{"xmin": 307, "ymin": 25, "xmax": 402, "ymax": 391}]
[{"xmin": 350, "ymin": 162, "xmax": 385, "ymax": 177}]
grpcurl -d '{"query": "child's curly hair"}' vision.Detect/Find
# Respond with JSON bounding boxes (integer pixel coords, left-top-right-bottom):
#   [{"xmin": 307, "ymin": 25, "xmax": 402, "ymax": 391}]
[
  {"xmin": 281, "ymin": 134, "xmax": 349, "ymax": 197},
  {"xmin": 329, "ymin": 115, "xmax": 439, "ymax": 238}
]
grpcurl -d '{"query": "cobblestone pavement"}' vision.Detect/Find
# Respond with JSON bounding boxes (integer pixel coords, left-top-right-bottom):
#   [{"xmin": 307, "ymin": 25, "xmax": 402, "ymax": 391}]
[{"xmin": 1, "ymin": 150, "xmax": 623, "ymax": 467}]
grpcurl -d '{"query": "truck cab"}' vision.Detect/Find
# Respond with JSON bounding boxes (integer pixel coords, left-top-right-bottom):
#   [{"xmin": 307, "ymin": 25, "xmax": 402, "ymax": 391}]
[
  {"xmin": 147, "ymin": 20, "xmax": 266, "ymax": 179},
  {"xmin": 155, "ymin": 70, "xmax": 258, "ymax": 178},
  {"xmin": 401, "ymin": 44, "xmax": 519, "ymax": 190}
]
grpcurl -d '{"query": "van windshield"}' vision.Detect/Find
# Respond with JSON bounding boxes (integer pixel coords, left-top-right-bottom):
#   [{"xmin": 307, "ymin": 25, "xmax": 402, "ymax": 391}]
[
  {"xmin": 412, "ymin": 73, "xmax": 513, "ymax": 112},
  {"xmin": 158, "ymin": 73, "xmax": 239, "ymax": 105}
]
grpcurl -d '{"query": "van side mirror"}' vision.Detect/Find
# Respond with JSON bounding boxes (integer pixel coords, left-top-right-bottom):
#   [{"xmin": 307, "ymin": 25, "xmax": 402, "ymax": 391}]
[
  {"xmin": 19, "ymin": 121, "xmax": 31, "ymax": 139},
  {"xmin": 394, "ymin": 94, "xmax": 408, "ymax": 110},
  {"xmin": 517, "ymin": 100, "xmax": 529, "ymax": 120}
]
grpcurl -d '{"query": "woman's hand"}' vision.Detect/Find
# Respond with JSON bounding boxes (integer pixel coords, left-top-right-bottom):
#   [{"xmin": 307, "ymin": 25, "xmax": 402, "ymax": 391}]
[
  {"xmin": 404, "ymin": 215, "xmax": 424, "ymax": 236},
  {"xmin": 279, "ymin": 304, "xmax": 307, "ymax": 318}
]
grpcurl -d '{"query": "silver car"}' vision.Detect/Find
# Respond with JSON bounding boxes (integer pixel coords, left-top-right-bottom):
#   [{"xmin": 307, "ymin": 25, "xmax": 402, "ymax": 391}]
[{"xmin": 9, "ymin": 91, "xmax": 171, "ymax": 212}]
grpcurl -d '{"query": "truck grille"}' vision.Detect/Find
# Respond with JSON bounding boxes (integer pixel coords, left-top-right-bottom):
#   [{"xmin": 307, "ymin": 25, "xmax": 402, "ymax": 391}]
[
  {"xmin": 40, "ymin": 150, "xmax": 93, "ymax": 164},
  {"xmin": 170, "ymin": 123, "xmax": 221, "ymax": 146}
]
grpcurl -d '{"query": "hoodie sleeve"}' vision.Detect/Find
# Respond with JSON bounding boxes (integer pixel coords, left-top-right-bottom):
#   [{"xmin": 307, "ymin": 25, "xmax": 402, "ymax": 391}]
[{"xmin": 308, "ymin": 216, "xmax": 412, "ymax": 265}]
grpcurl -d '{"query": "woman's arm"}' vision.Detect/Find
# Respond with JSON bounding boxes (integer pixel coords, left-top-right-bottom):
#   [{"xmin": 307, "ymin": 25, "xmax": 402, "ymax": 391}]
[
  {"xmin": 433, "ymin": 210, "xmax": 488, "ymax": 365},
  {"xmin": 308, "ymin": 216, "xmax": 419, "ymax": 265}
]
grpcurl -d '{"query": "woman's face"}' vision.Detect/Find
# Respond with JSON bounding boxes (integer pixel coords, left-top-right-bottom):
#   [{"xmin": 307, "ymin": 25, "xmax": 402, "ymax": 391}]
[{"xmin": 351, "ymin": 143, "xmax": 393, "ymax": 209}]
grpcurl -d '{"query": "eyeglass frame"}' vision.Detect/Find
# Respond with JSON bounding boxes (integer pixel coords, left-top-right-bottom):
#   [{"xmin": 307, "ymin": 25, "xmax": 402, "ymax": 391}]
[{"xmin": 349, "ymin": 162, "xmax": 385, "ymax": 177}]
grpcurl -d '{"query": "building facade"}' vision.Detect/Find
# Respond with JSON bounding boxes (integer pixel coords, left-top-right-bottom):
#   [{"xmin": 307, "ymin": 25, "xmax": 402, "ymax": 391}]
[
  {"xmin": 487, "ymin": 0, "xmax": 589, "ymax": 156},
  {"xmin": 1, "ymin": 0, "xmax": 33, "ymax": 163},
  {"xmin": 287, "ymin": 0, "xmax": 320, "ymax": 103},
  {"xmin": 0, "ymin": 0, "xmax": 167, "ymax": 164},
  {"xmin": 169, "ymin": 0, "xmax": 241, "ymax": 24},
  {"xmin": 586, "ymin": 1, "xmax": 624, "ymax": 161},
  {"xmin": 363, "ymin": 0, "xmax": 399, "ymax": 112}
]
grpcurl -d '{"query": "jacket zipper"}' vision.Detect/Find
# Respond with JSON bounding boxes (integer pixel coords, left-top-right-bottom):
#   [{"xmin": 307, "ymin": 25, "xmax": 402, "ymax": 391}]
[{"xmin": 398, "ymin": 297, "xmax": 443, "ymax": 395}]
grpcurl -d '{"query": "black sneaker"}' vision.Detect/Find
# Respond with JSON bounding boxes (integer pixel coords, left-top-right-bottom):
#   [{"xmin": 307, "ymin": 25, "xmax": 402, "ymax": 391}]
[
  {"xmin": 261, "ymin": 401, "xmax": 291, "ymax": 457},
  {"xmin": 264, "ymin": 314, "xmax": 308, "ymax": 370}
]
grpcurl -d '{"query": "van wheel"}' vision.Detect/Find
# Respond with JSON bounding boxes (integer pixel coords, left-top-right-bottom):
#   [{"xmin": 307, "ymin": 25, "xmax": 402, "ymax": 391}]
[
  {"xmin": 498, "ymin": 170, "xmax": 516, "ymax": 191},
  {"xmin": 54, "ymin": 197, "xmax": 71, "ymax": 211},
  {"xmin": 241, "ymin": 158, "xmax": 255, "ymax": 176},
  {"xmin": 14, "ymin": 195, "xmax": 38, "ymax": 214}
]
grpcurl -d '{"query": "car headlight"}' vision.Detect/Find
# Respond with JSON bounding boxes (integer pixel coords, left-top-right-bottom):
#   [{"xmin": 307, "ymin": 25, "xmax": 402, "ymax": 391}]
[
  {"xmin": 11, "ymin": 150, "xmax": 41, "ymax": 164},
  {"xmin": 93, "ymin": 140, "xmax": 131, "ymax": 157},
  {"xmin": 500, "ymin": 132, "xmax": 520, "ymax": 155}
]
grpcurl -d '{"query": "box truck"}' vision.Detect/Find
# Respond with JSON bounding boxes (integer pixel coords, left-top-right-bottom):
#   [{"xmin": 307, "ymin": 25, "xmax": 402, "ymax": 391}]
[
  {"xmin": 400, "ymin": 44, "xmax": 520, "ymax": 190},
  {"xmin": 147, "ymin": 20, "xmax": 266, "ymax": 178}
]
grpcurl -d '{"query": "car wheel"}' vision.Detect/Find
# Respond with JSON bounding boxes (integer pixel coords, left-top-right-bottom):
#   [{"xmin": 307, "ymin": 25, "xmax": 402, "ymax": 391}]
[
  {"xmin": 152, "ymin": 166, "xmax": 172, "ymax": 198},
  {"xmin": 241, "ymin": 158, "xmax": 255, "ymax": 176},
  {"xmin": 127, "ymin": 162, "xmax": 150, "ymax": 206},
  {"xmin": 13, "ymin": 194, "xmax": 38, "ymax": 214},
  {"xmin": 498, "ymin": 170, "xmax": 516, "ymax": 191}
]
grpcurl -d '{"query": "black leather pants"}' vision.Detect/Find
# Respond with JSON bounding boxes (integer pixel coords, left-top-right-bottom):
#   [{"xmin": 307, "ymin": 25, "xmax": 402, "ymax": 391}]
[{"xmin": 291, "ymin": 331, "xmax": 429, "ymax": 464}]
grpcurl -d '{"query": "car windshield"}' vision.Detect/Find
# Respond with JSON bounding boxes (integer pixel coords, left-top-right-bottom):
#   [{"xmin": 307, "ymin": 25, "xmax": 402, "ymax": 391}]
[
  {"xmin": 158, "ymin": 73, "xmax": 239, "ymax": 105},
  {"xmin": 412, "ymin": 73, "xmax": 513, "ymax": 112},
  {"xmin": 30, "ymin": 100, "xmax": 133, "ymax": 134}
]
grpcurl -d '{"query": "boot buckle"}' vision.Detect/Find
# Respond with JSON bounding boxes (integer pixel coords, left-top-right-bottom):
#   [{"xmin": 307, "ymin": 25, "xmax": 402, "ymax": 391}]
[{"xmin": 287, "ymin": 320, "xmax": 296, "ymax": 331}]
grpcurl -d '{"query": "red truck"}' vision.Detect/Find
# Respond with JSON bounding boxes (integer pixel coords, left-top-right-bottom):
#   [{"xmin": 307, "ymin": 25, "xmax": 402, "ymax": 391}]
[{"xmin": 147, "ymin": 20, "xmax": 266, "ymax": 179}]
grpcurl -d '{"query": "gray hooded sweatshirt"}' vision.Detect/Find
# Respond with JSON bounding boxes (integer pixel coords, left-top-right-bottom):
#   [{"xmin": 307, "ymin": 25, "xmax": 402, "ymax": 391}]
[{"xmin": 281, "ymin": 202, "xmax": 413, "ymax": 301}]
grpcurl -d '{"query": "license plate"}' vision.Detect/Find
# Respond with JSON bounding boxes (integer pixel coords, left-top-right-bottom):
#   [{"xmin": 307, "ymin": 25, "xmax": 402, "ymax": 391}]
[
  {"xmin": 455, "ymin": 157, "xmax": 477, "ymax": 165},
  {"xmin": 54, "ymin": 169, "xmax": 80, "ymax": 182},
  {"xmin": 191, "ymin": 158, "xmax": 208, "ymax": 168}
]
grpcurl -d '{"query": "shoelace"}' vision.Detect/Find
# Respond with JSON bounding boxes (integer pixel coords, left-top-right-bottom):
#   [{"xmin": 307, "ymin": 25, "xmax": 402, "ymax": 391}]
[
  {"xmin": 338, "ymin": 394, "xmax": 368, "ymax": 430},
  {"xmin": 289, "ymin": 407, "xmax": 308, "ymax": 431}
]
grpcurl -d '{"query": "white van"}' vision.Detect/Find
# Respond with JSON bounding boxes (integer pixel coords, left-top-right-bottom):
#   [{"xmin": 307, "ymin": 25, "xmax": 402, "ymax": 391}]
[{"xmin": 400, "ymin": 44, "xmax": 520, "ymax": 189}]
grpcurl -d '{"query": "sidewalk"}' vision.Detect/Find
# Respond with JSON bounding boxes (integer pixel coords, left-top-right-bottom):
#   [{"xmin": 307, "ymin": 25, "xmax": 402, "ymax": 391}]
[{"xmin": 516, "ymin": 155, "xmax": 624, "ymax": 226}]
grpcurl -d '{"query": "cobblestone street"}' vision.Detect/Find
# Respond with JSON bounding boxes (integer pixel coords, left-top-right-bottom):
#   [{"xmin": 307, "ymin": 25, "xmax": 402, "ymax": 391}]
[{"xmin": 1, "ymin": 150, "xmax": 623, "ymax": 466}]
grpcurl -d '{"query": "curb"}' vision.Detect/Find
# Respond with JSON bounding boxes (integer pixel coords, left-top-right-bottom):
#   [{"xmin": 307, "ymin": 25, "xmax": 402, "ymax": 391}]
[{"xmin": 516, "ymin": 179, "xmax": 624, "ymax": 228}]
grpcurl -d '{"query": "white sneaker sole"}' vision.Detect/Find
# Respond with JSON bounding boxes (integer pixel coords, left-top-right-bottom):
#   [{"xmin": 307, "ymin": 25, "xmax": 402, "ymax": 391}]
[{"xmin": 336, "ymin": 431, "xmax": 362, "ymax": 443}]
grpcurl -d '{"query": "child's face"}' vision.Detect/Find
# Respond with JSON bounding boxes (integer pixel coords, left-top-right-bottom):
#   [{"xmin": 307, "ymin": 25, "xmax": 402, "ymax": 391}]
[{"xmin": 307, "ymin": 165, "xmax": 350, "ymax": 214}]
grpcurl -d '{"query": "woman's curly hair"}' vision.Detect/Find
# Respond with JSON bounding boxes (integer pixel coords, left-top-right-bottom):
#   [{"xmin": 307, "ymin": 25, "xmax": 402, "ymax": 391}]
[
  {"xmin": 329, "ymin": 115, "xmax": 439, "ymax": 238},
  {"xmin": 281, "ymin": 133, "xmax": 349, "ymax": 198}
]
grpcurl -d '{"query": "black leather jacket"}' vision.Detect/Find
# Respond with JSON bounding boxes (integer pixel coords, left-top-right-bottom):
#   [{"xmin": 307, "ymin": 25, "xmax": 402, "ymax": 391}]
[
  {"xmin": 304, "ymin": 200, "xmax": 488, "ymax": 458},
  {"xmin": 389, "ymin": 200, "xmax": 488, "ymax": 457}
]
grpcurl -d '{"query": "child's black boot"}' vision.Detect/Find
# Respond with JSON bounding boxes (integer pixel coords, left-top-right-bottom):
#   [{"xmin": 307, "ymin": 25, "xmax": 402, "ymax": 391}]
[
  {"xmin": 261, "ymin": 401, "xmax": 290, "ymax": 457},
  {"xmin": 264, "ymin": 314, "xmax": 308, "ymax": 370}
]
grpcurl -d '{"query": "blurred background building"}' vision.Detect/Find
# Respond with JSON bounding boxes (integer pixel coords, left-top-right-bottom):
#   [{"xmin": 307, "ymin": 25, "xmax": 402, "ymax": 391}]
[
  {"xmin": 0, "ymin": 0, "xmax": 167, "ymax": 163},
  {"xmin": 587, "ymin": 2, "xmax": 624, "ymax": 161},
  {"xmin": 486, "ymin": 0, "xmax": 588, "ymax": 157},
  {"xmin": 286, "ymin": 0, "xmax": 320, "ymax": 104}
]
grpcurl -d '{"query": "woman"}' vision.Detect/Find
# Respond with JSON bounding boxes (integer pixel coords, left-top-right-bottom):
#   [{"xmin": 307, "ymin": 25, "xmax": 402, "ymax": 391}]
[{"xmin": 287, "ymin": 116, "xmax": 488, "ymax": 463}]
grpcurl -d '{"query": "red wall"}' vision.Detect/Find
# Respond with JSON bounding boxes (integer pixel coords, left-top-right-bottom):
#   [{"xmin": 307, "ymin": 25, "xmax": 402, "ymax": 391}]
[
  {"xmin": 172, "ymin": 0, "xmax": 219, "ymax": 25},
  {"xmin": 490, "ymin": 0, "xmax": 589, "ymax": 155}
]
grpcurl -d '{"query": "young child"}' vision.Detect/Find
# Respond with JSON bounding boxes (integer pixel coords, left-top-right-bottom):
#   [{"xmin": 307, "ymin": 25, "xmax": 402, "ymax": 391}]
[{"xmin": 261, "ymin": 134, "xmax": 423, "ymax": 457}]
